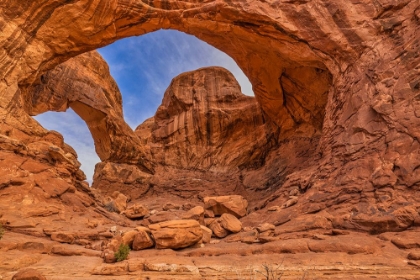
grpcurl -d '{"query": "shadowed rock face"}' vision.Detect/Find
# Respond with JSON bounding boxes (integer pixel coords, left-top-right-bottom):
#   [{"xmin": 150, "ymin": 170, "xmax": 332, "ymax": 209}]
[
  {"xmin": 27, "ymin": 51, "xmax": 154, "ymax": 173},
  {"xmin": 0, "ymin": 0, "xmax": 420, "ymax": 278},
  {"xmin": 91, "ymin": 65, "xmax": 325, "ymax": 204}
]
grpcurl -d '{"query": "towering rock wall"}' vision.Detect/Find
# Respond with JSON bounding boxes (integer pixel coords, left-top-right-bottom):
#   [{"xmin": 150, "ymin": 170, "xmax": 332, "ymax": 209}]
[
  {"xmin": 135, "ymin": 67, "xmax": 279, "ymax": 171},
  {"xmin": 0, "ymin": 2, "xmax": 420, "ymax": 278},
  {"xmin": 0, "ymin": 0, "xmax": 418, "ymax": 233}
]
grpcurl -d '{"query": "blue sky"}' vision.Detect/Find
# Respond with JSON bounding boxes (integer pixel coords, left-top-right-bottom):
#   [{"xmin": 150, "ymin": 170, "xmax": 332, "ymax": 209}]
[{"xmin": 34, "ymin": 30, "xmax": 253, "ymax": 183}]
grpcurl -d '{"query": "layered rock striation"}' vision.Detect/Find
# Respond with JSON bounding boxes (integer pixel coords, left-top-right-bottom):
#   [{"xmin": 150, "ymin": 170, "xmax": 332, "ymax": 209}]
[
  {"xmin": 0, "ymin": 0, "xmax": 420, "ymax": 278},
  {"xmin": 135, "ymin": 67, "xmax": 278, "ymax": 171}
]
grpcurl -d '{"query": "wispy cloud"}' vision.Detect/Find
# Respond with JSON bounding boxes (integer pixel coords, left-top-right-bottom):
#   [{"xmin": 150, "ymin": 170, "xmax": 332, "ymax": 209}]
[{"xmin": 35, "ymin": 30, "xmax": 254, "ymax": 182}]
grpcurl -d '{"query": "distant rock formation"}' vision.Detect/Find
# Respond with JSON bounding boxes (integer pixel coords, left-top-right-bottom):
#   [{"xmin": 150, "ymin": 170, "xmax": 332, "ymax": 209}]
[{"xmin": 135, "ymin": 66, "xmax": 278, "ymax": 171}]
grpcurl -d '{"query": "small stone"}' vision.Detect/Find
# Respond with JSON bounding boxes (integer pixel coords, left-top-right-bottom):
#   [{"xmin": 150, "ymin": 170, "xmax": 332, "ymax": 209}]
[
  {"xmin": 102, "ymin": 249, "xmax": 116, "ymax": 263},
  {"xmin": 123, "ymin": 204, "xmax": 149, "ymax": 219},
  {"xmin": 204, "ymin": 209, "xmax": 215, "ymax": 218},
  {"xmin": 408, "ymin": 252, "xmax": 420, "ymax": 260},
  {"xmin": 282, "ymin": 197, "xmax": 298, "ymax": 208},
  {"xmin": 256, "ymin": 223, "xmax": 275, "ymax": 233},
  {"xmin": 267, "ymin": 206, "xmax": 281, "ymax": 212},
  {"xmin": 163, "ymin": 203, "xmax": 180, "ymax": 211},
  {"xmin": 289, "ymin": 188, "xmax": 299, "ymax": 196}
]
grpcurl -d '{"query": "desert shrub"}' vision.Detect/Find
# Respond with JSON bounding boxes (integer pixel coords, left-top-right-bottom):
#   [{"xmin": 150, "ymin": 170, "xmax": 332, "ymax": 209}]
[
  {"xmin": 0, "ymin": 224, "xmax": 4, "ymax": 240},
  {"xmin": 114, "ymin": 244, "xmax": 130, "ymax": 262},
  {"xmin": 256, "ymin": 260, "xmax": 286, "ymax": 280}
]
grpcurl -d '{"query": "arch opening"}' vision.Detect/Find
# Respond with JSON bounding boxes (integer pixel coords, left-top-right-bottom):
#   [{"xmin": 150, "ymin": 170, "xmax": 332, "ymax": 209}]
[
  {"xmin": 22, "ymin": 4, "xmax": 334, "ymax": 204},
  {"xmin": 32, "ymin": 30, "xmax": 261, "ymax": 184},
  {"xmin": 1, "ymin": 0, "xmax": 418, "ymax": 245}
]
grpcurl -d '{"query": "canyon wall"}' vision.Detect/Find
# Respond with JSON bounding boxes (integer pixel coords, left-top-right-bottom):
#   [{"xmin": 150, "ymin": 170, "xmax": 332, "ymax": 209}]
[
  {"xmin": 1, "ymin": 1, "xmax": 420, "ymax": 278},
  {"xmin": 0, "ymin": 0, "xmax": 419, "ymax": 240},
  {"xmin": 0, "ymin": 0, "xmax": 420, "ymax": 254}
]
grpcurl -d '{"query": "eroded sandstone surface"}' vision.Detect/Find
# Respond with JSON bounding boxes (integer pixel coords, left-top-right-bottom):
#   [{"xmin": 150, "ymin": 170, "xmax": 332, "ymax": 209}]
[{"xmin": 1, "ymin": 0, "xmax": 420, "ymax": 279}]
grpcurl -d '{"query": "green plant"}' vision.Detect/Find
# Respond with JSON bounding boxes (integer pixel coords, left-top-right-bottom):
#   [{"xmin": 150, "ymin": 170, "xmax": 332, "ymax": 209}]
[{"xmin": 114, "ymin": 244, "xmax": 130, "ymax": 262}]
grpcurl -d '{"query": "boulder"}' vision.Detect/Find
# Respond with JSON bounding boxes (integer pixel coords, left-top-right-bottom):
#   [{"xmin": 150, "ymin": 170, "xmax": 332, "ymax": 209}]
[
  {"xmin": 103, "ymin": 191, "xmax": 127, "ymax": 213},
  {"xmin": 182, "ymin": 206, "xmax": 204, "ymax": 225},
  {"xmin": 200, "ymin": 225, "xmax": 212, "ymax": 244},
  {"xmin": 208, "ymin": 219, "xmax": 229, "ymax": 238},
  {"xmin": 107, "ymin": 235, "xmax": 123, "ymax": 252},
  {"xmin": 122, "ymin": 230, "xmax": 138, "ymax": 248},
  {"xmin": 204, "ymin": 195, "xmax": 248, "ymax": 218},
  {"xmin": 220, "ymin": 213, "xmax": 242, "ymax": 233},
  {"xmin": 132, "ymin": 230, "xmax": 154, "ymax": 250},
  {"xmin": 112, "ymin": 191, "xmax": 128, "ymax": 213},
  {"xmin": 123, "ymin": 204, "xmax": 148, "ymax": 219},
  {"xmin": 204, "ymin": 218, "xmax": 216, "ymax": 227},
  {"xmin": 12, "ymin": 269, "xmax": 46, "ymax": 280},
  {"xmin": 149, "ymin": 220, "xmax": 202, "ymax": 249}
]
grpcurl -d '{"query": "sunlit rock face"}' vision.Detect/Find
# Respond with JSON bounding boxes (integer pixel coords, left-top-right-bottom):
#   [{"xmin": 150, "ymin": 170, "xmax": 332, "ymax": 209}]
[
  {"xmin": 135, "ymin": 66, "xmax": 279, "ymax": 171},
  {"xmin": 0, "ymin": 2, "xmax": 420, "ymax": 277}
]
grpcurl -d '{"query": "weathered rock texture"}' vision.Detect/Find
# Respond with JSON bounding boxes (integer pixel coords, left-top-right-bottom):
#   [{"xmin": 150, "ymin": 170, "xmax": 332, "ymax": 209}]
[
  {"xmin": 0, "ymin": 0, "xmax": 420, "ymax": 278},
  {"xmin": 136, "ymin": 67, "xmax": 278, "ymax": 171},
  {"xmin": 26, "ymin": 51, "xmax": 154, "ymax": 171}
]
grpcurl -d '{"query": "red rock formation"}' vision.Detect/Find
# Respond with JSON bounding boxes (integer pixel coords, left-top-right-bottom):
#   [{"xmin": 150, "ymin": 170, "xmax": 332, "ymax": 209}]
[
  {"xmin": 26, "ymin": 51, "xmax": 153, "ymax": 172},
  {"xmin": 0, "ymin": 0, "xmax": 420, "ymax": 278},
  {"xmin": 136, "ymin": 67, "xmax": 279, "ymax": 171}
]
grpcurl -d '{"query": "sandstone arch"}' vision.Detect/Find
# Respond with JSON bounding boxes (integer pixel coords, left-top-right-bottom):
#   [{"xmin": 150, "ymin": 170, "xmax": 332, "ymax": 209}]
[
  {"xmin": 26, "ymin": 51, "xmax": 154, "ymax": 173},
  {"xmin": 3, "ymin": 0, "xmax": 338, "ymax": 172},
  {"xmin": 0, "ymin": 0, "xmax": 419, "ymax": 232}
]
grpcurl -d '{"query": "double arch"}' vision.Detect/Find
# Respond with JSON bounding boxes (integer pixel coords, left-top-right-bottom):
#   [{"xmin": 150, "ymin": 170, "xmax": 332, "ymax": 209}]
[{"xmin": 5, "ymin": 0, "xmax": 362, "ymax": 173}]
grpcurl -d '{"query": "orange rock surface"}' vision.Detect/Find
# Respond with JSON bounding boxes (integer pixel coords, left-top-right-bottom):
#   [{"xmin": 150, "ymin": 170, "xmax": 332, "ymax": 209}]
[{"xmin": 0, "ymin": 0, "xmax": 419, "ymax": 278}]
